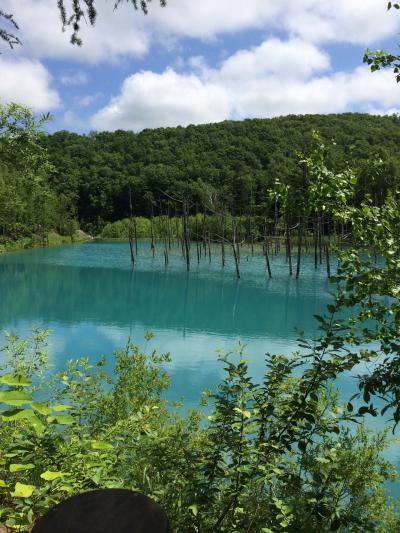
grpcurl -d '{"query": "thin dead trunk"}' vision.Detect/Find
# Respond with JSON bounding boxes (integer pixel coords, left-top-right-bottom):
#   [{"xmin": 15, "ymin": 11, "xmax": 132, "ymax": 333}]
[
  {"xmin": 264, "ymin": 218, "xmax": 272, "ymax": 278},
  {"xmin": 314, "ymin": 216, "xmax": 318, "ymax": 269},
  {"xmin": 296, "ymin": 217, "xmax": 302, "ymax": 279},
  {"xmin": 150, "ymin": 206, "xmax": 155, "ymax": 258},
  {"xmin": 286, "ymin": 218, "xmax": 293, "ymax": 275},
  {"xmin": 232, "ymin": 216, "xmax": 240, "ymax": 279},
  {"xmin": 325, "ymin": 242, "xmax": 331, "ymax": 278},
  {"xmin": 221, "ymin": 215, "xmax": 225, "ymax": 267},
  {"xmin": 128, "ymin": 187, "xmax": 135, "ymax": 266}
]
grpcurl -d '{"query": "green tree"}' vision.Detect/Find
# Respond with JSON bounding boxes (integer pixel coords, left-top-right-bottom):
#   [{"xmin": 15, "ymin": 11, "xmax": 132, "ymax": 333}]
[
  {"xmin": 0, "ymin": 103, "xmax": 69, "ymax": 242},
  {"xmin": 364, "ymin": 2, "xmax": 400, "ymax": 81}
]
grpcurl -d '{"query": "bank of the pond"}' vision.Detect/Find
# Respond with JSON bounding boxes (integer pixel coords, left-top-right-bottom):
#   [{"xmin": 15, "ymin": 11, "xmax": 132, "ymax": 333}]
[{"xmin": 0, "ymin": 230, "xmax": 93, "ymax": 254}]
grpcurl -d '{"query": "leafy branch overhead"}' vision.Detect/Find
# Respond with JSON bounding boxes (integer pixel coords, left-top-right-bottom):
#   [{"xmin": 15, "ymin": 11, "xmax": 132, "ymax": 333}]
[
  {"xmin": 0, "ymin": 10, "xmax": 20, "ymax": 49},
  {"xmin": 0, "ymin": 0, "xmax": 167, "ymax": 48},
  {"xmin": 364, "ymin": 2, "xmax": 400, "ymax": 82}
]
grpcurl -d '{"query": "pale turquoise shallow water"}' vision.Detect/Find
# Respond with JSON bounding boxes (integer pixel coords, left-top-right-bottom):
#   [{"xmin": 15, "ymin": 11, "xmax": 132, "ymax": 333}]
[
  {"xmin": 0, "ymin": 241, "xmax": 331, "ymax": 401},
  {"xmin": 0, "ymin": 241, "xmax": 398, "ymax": 481}
]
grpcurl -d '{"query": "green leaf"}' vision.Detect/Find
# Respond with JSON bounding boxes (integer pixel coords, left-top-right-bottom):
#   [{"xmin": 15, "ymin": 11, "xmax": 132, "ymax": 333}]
[
  {"xmin": 47, "ymin": 415, "xmax": 74, "ymax": 425},
  {"xmin": 2, "ymin": 408, "xmax": 25, "ymax": 419},
  {"xmin": 0, "ymin": 374, "xmax": 32, "ymax": 387},
  {"xmin": 51, "ymin": 404, "xmax": 72, "ymax": 412},
  {"xmin": 2, "ymin": 409, "xmax": 46, "ymax": 435},
  {"xmin": 11, "ymin": 482, "xmax": 35, "ymax": 498},
  {"xmin": 32, "ymin": 402, "xmax": 51, "ymax": 416},
  {"xmin": 188, "ymin": 504, "xmax": 198, "ymax": 517},
  {"xmin": 86, "ymin": 462, "xmax": 105, "ymax": 469},
  {"xmin": 316, "ymin": 457, "xmax": 330, "ymax": 464},
  {"xmin": 9, "ymin": 464, "xmax": 35, "ymax": 473},
  {"xmin": 0, "ymin": 480, "xmax": 7, "ymax": 488},
  {"xmin": 0, "ymin": 390, "xmax": 32, "ymax": 406},
  {"xmin": 40, "ymin": 471, "xmax": 70, "ymax": 481},
  {"xmin": 90, "ymin": 440, "xmax": 113, "ymax": 450}
]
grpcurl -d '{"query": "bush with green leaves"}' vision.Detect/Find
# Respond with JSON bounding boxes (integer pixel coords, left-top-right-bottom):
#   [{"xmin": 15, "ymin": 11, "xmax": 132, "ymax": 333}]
[{"xmin": 0, "ymin": 329, "xmax": 398, "ymax": 532}]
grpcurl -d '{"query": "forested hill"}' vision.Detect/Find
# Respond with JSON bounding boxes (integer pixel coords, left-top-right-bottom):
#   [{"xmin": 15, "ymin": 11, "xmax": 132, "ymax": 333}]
[{"xmin": 43, "ymin": 113, "xmax": 400, "ymax": 232}]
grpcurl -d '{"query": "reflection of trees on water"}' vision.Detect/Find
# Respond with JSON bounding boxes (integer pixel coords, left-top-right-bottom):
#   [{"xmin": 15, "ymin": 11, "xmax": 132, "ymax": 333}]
[{"xmin": 0, "ymin": 257, "xmax": 329, "ymax": 340}]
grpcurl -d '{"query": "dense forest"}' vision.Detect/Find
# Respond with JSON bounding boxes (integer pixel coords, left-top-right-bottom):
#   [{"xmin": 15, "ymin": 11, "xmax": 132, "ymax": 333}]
[
  {"xmin": 3, "ymin": 108, "xmax": 400, "ymax": 277},
  {"xmin": 42, "ymin": 113, "xmax": 400, "ymax": 233}
]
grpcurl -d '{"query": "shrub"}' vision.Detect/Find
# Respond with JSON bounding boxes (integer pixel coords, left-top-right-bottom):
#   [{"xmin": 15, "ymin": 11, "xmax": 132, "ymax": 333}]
[{"xmin": 0, "ymin": 331, "xmax": 398, "ymax": 532}]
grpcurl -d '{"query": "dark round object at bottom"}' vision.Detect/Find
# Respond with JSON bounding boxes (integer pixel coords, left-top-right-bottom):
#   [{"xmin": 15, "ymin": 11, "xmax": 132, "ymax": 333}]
[{"xmin": 31, "ymin": 489, "xmax": 171, "ymax": 533}]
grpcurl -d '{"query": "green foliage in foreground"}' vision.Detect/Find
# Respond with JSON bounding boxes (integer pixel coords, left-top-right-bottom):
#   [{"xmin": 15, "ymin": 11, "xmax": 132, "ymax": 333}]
[
  {"xmin": 0, "ymin": 330, "xmax": 398, "ymax": 533},
  {"xmin": 364, "ymin": 3, "xmax": 400, "ymax": 82}
]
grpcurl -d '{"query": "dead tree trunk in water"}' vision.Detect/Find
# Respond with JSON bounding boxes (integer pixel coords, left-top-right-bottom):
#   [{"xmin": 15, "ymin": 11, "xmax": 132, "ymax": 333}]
[
  {"xmin": 235, "ymin": 217, "xmax": 241, "ymax": 266},
  {"xmin": 249, "ymin": 216, "xmax": 254, "ymax": 256},
  {"xmin": 232, "ymin": 216, "xmax": 240, "ymax": 279},
  {"xmin": 325, "ymin": 242, "xmax": 331, "ymax": 278},
  {"xmin": 319, "ymin": 214, "xmax": 323, "ymax": 265},
  {"xmin": 314, "ymin": 216, "xmax": 318, "ymax": 269},
  {"xmin": 286, "ymin": 219, "xmax": 293, "ymax": 275},
  {"xmin": 296, "ymin": 217, "xmax": 302, "ymax": 279},
  {"xmin": 128, "ymin": 187, "xmax": 135, "ymax": 267},
  {"xmin": 166, "ymin": 205, "xmax": 172, "ymax": 251},
  {"xmin": 195, "ymin": 214, "xmax": 200, "ymax": 264},
  {"xmin": 174, "ymin": 207, "xmax": 180, "ymax": 250},
  {"xmin": 150, "ymin": 206, "xmax": 155, "ymax": 258},
  {"xmin": 274, "ymin": 198, "xmax": 279, "ymax": 255},
  {"xmin": 159, "ymin": 203, "xmax": 169, "ymax": 266},
  {"xmin": 133, "ymin": 217, "xmax": 138, "ymax": 255},
  {"xmin": 220, "ymin": 215, "xmax": 225, "ymax": 267},
  {"xmin": 264, "ymin": 218, "xmax": 272, "ymax": 278},
  {"xmin": 183, "ymin": 199, "xmax": 191, "ymax": 272}
]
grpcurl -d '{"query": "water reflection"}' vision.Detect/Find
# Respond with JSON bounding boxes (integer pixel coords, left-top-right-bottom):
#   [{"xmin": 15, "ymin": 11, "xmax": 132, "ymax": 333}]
[{"xmin": 0, "ymin": 243, "xmax": 330, "ymax": 340}]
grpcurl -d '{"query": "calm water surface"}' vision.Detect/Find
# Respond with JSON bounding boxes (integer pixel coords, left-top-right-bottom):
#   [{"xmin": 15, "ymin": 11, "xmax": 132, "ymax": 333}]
[{"xmin": 0, "ymin": 240, "xmax": 398, "ymax": 476}]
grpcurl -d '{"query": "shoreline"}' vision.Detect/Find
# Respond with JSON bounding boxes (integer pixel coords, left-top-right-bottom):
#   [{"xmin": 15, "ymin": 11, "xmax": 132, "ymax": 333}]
[{"xmin": 0, "ymin": 230, "xmax": 94, "ymax": 255}]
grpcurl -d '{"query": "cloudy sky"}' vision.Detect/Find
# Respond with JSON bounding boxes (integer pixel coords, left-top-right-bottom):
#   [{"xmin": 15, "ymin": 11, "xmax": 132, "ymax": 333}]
[{"xmin": 1, "ymin": 0, "xmax": 400, "ymax": 132}]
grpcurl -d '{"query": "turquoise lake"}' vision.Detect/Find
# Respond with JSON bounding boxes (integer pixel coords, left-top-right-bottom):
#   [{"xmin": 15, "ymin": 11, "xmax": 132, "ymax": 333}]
[{"xmin": 0, "ymin": 240, "xmax": 398, "ymax": 474}]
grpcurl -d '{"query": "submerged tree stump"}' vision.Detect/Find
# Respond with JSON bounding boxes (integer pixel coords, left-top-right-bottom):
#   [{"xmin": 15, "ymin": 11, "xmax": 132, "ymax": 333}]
[{"xmin": 31, "ymin": 489, "xmax": 170, "ymax": 533}]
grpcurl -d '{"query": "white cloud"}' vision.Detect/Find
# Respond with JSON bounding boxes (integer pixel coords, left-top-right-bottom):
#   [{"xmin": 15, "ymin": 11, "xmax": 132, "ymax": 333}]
[
  {"xmin": 63, "ymin": 110, "xmax": 85, "ymax": 128},
  {"xmin": 60, "ymin": 71, "xmax": 88, "ymax": 86},
  {"xmin": 217, "ymin": 38, "xmax": 330, "ymax": 81},
  {"xmin": 0, "ymin": 57, "xmax": 60, "ymax": 111},
  {"xmin": 282, "ymin": 0, "xmax": 399, "ymax": 44},
  {"xmin": 2, "ymin": 0, "xmax": 149, "ymax": 63},
  {"xmin": 2, "ymin": 0, "xmax": 400, "ymax": 63},
  {"xmin": 149, "ymin": 0, "xmax": 399, "ymax": 45},
  {"xmin": 91, "ymin": 68, "xmax": 231, "ymax": 131},
  {"xmin": 91, "ymin": 38, "xmax": 400, "ymax": 131},
  {"xmin": 368, "ymin": 107, "xmax": 400, "ymax": 116},
  {"xmin": 77, "ymin": 93, "xmax": 102, "ymax": 107}
]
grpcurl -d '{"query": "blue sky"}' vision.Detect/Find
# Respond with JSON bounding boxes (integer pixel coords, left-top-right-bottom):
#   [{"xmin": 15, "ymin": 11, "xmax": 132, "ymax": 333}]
[{"xmin": 1, "ymin": 0, "xmax": 400, "ymax": 133}]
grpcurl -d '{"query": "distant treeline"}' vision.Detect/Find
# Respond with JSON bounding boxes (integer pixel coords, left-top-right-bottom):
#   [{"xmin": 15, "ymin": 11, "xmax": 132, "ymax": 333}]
[{"xmin": 42, "ymin": 113, "xmax": 400, "ymax": 234}]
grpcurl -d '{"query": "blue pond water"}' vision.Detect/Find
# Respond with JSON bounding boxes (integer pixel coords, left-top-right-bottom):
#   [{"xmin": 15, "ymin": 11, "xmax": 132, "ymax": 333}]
[{"xmin": 0, "ymin": 240, "xmax": 398, "ymax": 477}]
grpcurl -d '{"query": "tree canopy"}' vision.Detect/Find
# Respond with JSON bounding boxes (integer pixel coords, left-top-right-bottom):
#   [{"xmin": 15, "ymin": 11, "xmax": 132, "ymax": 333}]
[{"xmin": 41, "ymin": 113, "xmax": 400, "ymax": 232}]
